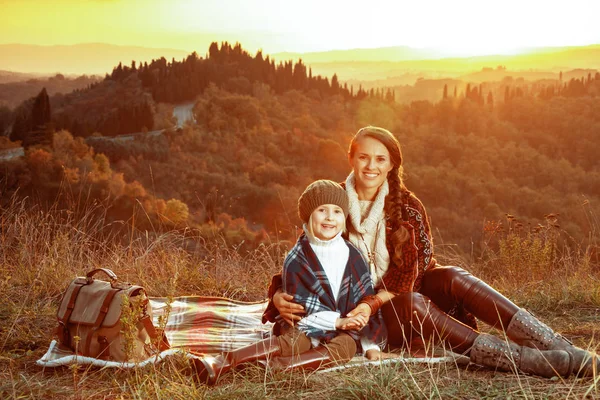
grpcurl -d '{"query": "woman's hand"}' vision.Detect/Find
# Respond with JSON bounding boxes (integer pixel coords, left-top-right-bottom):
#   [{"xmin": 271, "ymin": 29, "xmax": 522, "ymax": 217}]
[
  {"xmin": 336, "ymin": 314, "xmax": 368, "ymax": 330},
  {"xmin": 273, "ymin": 289, "xmax": 305, "ymax": 325},
  {"xmin": 347, "ymin": 291, "xmax": 395, "ymax": 321},
  {"xmin": 346, "ymin": 303, "xmax": 371, "ymax": 321}
]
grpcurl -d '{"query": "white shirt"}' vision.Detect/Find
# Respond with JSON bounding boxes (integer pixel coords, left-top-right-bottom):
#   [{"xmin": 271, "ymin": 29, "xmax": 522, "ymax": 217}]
[{"xmin": 297, "ymin": 228, "xmax": 380, "ymax": 353}]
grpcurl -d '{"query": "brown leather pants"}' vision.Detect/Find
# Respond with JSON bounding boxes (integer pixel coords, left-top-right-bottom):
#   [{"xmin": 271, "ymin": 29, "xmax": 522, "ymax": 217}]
[{"xmin": 382, "ymin": 266, "xmax": 520, "ymax": 354}]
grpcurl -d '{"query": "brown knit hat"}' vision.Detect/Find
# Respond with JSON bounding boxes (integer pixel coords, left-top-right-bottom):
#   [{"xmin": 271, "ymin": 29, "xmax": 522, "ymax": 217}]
[{"xmin": 298, "ymin": 180, "xmax": 349, "ymax": 223}]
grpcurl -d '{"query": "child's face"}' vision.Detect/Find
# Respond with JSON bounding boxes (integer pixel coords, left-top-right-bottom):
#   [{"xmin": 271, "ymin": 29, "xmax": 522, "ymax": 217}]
[{"xmin": 310, "ymin": 204, "xmax": 345, "ymax": 241}]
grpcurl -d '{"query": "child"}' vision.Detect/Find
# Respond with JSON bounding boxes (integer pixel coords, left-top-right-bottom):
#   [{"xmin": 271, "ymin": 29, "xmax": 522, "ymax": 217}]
[{"xmin": 194, "ymin": 180, "xmax": 387, "ymax": 384}]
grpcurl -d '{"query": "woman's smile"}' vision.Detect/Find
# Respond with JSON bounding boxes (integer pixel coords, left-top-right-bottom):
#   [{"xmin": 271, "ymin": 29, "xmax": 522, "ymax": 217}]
[{"xmin": 362, "ymin": 172, "xmax": 380, "ymax": 179}]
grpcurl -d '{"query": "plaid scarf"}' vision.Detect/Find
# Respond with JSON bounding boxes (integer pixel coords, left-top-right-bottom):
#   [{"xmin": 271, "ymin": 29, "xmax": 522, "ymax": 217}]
[{"xmin": 278, "ymin": 234, "xmax": 387, "ymax": 349}]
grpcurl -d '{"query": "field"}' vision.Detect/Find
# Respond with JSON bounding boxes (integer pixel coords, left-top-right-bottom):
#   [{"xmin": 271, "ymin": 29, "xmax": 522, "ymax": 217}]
[{"xmin": 1, "ymin": 198, "xmax": 599, "ymax": 399}]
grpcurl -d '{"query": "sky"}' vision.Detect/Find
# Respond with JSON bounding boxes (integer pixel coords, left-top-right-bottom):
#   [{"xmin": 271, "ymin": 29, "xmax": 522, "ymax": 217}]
[{"xmin": 1, "ymin": 0, "xmax": 600, "ymax": 56}]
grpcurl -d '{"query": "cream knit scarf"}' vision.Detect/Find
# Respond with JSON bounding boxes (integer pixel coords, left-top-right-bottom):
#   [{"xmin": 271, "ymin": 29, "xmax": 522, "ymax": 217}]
[{"xmin": 345, "ymin": 172, "xmax": 390, "ymax": 286}]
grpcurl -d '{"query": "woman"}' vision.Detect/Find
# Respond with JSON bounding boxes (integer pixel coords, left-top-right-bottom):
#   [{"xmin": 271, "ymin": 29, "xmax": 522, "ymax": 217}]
[{"xmin": 263, "ymin": 126, "xmax": 598, "ymax": 378}]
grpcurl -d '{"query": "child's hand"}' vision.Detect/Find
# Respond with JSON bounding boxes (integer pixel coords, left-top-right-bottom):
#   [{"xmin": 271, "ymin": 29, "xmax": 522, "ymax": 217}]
[
  {"xmin": 365, "ymin": 349, "xmax": 399, "ymax": 360},
  {"xmin": 336, "ymin": 314, "xmax": 368, "ymax": 330}
]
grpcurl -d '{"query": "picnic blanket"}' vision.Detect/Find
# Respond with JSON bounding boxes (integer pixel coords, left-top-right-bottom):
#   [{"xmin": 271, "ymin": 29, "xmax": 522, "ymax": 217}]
[{"xmin": 37, "ymin": 296, "xmax": 467, "ymax": 369}]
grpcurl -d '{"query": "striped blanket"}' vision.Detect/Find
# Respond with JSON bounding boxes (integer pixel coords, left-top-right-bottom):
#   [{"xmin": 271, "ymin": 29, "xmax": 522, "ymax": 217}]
[
  {"xmin": 37, "ymin": 296, "xmax": 465, "ymax": 369},
  {"xmin": 37, "ymin": 296, "xmax": 272, "ymax": 368}
]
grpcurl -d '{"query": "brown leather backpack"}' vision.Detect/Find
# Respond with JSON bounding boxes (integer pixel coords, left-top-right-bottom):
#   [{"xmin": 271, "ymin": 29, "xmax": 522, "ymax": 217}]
[{"xmin": 56, "ymin": 268, "xmax": 169, "ymax": 362}]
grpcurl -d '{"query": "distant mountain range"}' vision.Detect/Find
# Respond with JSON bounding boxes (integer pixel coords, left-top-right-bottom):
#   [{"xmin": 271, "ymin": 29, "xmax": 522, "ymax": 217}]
[
  {"xmin": 302, "ymin": 45, "xmax": 600, "ymax": 83},
  {"xmin": 0, "ymin": 70, "xmax": 49, "ymax": 84},
  {"xmin": 0, "ymin": 43, "xmax": 191, "ymax": 75},
  {"xmin": 274, "ymin": 44, "xmax": 600, "ymax": 65},
  {"xmin": 273, "ymin": 46, "xmax": 448, "ymax": 63},
  {"xmin": 1, "ymin": 42, "xmax": 599, "ymax": 77}
]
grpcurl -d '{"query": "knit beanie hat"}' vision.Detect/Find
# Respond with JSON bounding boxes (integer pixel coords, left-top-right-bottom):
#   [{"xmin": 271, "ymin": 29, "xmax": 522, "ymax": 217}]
[{"xmin": 298, "ymin": 180, "xmax": 349, "ymax": 223}]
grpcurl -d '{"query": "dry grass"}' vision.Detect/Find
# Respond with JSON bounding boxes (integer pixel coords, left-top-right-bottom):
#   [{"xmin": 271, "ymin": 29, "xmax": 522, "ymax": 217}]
[{"xmin": 1, "ymin": 198, "xmax": 599, "ymax": 399}]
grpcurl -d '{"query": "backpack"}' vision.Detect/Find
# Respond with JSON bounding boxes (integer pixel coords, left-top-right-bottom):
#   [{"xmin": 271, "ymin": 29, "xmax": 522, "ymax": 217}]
[{"xmin": 56, "ymin": 268, "xmax": 169, "ymax": 362}]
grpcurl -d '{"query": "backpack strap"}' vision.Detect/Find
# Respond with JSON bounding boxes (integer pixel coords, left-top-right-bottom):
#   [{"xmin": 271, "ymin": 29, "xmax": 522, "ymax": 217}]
[
  {"xmin": 85, "ymin": 287, "xmax": 122, "ymax": 356},
  {"xmin": 85, "ymin": 268, "xmax": 118, "ymax": 283},
  {"xmin": 140, "ymin": 315, "xmax": 170, "ymax": 351},
  {"xmin": 129, "ymin": 287, "xmax": 169, "ymax": 350},
  {"xmin": 56, "ymin": 282, "xmax": 85, "ymax": 346}
]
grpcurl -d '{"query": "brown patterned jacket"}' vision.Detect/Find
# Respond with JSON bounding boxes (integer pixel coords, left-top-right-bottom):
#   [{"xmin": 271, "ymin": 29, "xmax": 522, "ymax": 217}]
[{"xmin": 378, "ymin": 191, "xmax": 438, "ymax": 294}]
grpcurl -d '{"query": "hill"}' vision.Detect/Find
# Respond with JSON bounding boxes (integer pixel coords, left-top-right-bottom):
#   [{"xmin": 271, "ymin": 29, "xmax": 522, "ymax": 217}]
[
  {"xmin": 0, "ymin": 70, "xmax": 51, "ymax": 84},
  {"xmin": 305, "ymin": 45, "xmax": 600, "ymax": 82},
  {"xmin": 0, "ymin": 43, "xmax": 191, "ymax": 74},
  {"xmin": 273, "ymin": 46, "xmax": 447, "ymax": 63},
  {"xmin": 1, "ymin": 41, "xmax": 600, "ymax": 256},
  {"xmin": 0, "ymin": 73, "xmax": 100, "ymax": 109},
  {"xmin": 274, "ymin": 44, "xmax": 600, "ymax": 65},
  {"xmin": 1, "ymin": 41, "xmax": 599, "ymax": 400}
]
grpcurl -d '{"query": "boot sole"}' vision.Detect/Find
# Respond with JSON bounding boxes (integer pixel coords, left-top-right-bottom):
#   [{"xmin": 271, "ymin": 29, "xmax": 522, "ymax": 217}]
[{"xmin": 193, "ymin": 357, "xmax": 218, "ymax": 385}]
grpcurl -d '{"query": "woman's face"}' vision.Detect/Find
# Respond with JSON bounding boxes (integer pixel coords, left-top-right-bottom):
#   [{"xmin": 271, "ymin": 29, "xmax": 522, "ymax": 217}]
[{"xmin": 349, "ymin": 136, "xmax": 394, "ymax": 194}]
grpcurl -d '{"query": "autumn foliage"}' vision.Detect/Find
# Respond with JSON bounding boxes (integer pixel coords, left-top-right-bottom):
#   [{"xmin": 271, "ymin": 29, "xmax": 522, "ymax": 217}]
[{"xmin": 1, "ymin": 42, "xmax": 599, "ymax": 259}]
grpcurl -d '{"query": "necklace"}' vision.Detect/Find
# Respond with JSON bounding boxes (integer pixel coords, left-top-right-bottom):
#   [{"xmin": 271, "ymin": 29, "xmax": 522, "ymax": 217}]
[{"xmin": 359, "ymin": 220, "xmax": 380, "ymax": 272}]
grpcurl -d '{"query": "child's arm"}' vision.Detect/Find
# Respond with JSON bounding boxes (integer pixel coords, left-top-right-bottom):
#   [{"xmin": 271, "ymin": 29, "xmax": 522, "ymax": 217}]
[
  {"xmin": 335, "ymin": 314, "xmax": 368, "ymax": 330},
  {"xmin": 297, "ymin": 311, "xmax": 340, "ymax": 332}
]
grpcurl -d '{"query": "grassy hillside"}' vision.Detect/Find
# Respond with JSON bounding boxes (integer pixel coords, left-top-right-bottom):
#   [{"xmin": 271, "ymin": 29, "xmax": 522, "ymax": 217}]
[{"xmin": 0, "ymin": 198, "xmax": 598, "ymax": 398}]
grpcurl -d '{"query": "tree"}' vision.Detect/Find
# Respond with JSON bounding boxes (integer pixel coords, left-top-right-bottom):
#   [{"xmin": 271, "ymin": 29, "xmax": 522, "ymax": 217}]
[
  {"xmin": 32, "ymin": 88, "xmax": 51, "ymax": 129},
  {"xmin": 161, "ymin": 198, "xmax": 189, "ymax": 226},
  {"xmin": 10, "ymin": 88, "xmax": 52, "ymax": 147},
  {"xmin": 331, "ymin": 73, "xmax": 339, "ymax": 94},
  {"xmin": 443, "ymin": 84, "xmax": 448, "ymax": 99},
  {"xmin": 0, "ymin": 106, "xmax": 12, "ymax": 136},
  {"xmin": 487, "ymin": 91, "xmax": 494, "ymax": 110},
  {"xmin": 385, "ymin": 88, "xmax": 395, "ymax": 103}
]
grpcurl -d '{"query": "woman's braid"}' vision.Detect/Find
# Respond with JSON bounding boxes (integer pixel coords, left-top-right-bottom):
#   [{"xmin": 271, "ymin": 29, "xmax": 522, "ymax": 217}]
[{"xmin": 386, "ymin": 167, "xmax": 410, "ymax": 265}]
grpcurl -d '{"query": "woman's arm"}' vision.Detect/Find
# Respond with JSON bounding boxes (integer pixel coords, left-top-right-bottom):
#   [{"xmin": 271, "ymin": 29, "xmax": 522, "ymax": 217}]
[
  {"xmin": 274, "ymin": 288, "xmax": 306, "ymax": 325},
  {"xmin": 345, "ymin": 290, "xmax": 395, "ymax": 328},
  {"xmin": 262, "ymin": 274, "xmax": 306, "ymax": 325}
]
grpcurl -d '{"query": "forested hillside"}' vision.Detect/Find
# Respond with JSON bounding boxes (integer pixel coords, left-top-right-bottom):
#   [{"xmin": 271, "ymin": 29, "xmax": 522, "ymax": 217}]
[
  {"xmin": 0, "ymin": 73, "xmax": 100, "ymax": 109},
  {"xmin": 1, "ymin": 41, "xmax": 599, "ymax": 257}
]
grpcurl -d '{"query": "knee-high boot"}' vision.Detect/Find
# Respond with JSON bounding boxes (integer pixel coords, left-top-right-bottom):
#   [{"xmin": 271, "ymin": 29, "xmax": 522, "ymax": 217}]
[
  {"xmin": 470, "ymin": 333, "xmax": 573, "ymax": 378},
  {"xmin": 506, "ymin": 309, "xmax": 599, "ymax": 377},
  {"xmin": 383, "ymin": 292, "xmax": 480, "ymax": 354},
  {"xmin": 193, "ymin": 336, "xmax": 281, "ymax": 385},
  {"xmin": 420, "ymin": 266, "xmax": 520, "ymax": 329}
]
